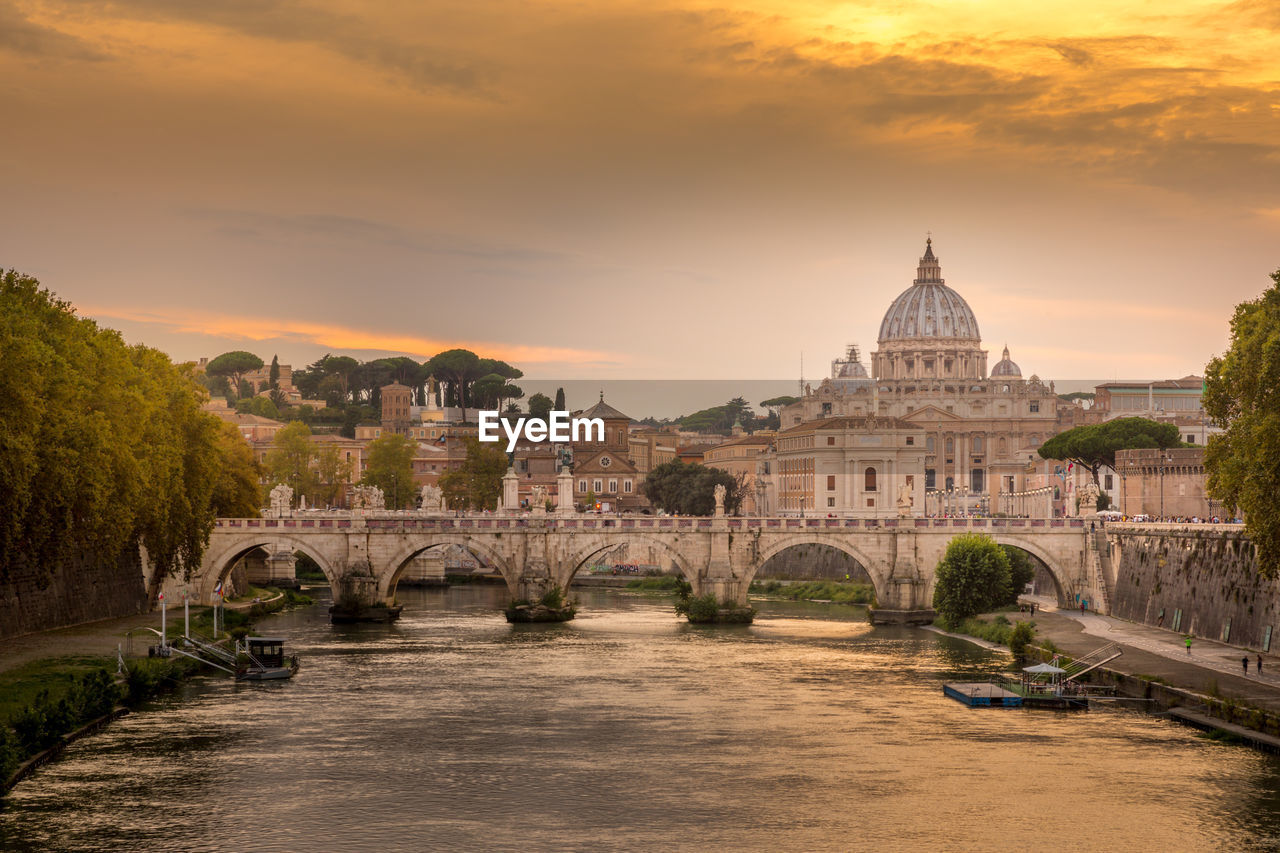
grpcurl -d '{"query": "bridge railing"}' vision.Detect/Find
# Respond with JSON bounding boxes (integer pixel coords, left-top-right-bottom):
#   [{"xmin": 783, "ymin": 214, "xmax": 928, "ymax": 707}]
[{"xmin": 214, "ymin": 515, "xmax": 1091, "ymax": 531}]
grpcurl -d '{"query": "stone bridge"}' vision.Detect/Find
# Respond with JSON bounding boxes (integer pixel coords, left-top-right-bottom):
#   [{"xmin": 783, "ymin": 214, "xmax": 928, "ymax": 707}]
[{"xmin": 176, "ymin": 513, "xmax": 1099, "ymax": 617}]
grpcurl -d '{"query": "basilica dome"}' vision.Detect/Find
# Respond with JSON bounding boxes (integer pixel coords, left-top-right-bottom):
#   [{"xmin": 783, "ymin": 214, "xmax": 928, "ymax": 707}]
[
  {"xmin": 990, "ymin": 346, "xmax": 1021, "ymax": 378},
  {"xmin": 876, "ymin": 239, "xmax": 980, "ymax": 343}
]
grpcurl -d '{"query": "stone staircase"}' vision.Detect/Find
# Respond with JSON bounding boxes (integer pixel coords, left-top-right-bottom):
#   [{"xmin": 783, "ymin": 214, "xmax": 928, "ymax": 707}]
[{"xmin": 1087, "ymin": 528, "xmax": 1114, "ymax": 614}]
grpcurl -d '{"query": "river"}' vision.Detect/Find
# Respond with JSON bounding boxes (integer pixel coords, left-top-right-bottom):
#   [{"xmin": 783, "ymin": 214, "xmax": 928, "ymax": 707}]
[{"xmin": 2, "ymin": 586, "xmax": 1279, "ymax": 852}]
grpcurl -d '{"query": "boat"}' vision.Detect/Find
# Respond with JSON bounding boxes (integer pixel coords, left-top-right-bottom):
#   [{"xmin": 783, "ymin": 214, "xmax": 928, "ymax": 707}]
[{"xmin": 235, "ymin": 637, "xmax": 300, "ymax": 681}]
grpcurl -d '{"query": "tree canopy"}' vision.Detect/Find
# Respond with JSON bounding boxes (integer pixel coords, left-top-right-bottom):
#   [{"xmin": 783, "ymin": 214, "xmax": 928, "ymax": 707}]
[
  {"xmin": 0, "ymin": 270, "xmax": 258, "ymax": 592},
  {"xmin": 1038, "ymin": 417, "xmax": 1182, "ymax": 482},
  {"xmin": 362, "ymin": 434, "xmax": 416, "ymax": 509},
  {"xmin": 641, "ymin": 460, "xmax": 747, "ymax": 515},
  {"xmin": 527, "ymin": 392, "xmax": 554, "ymax": 421},
  {"xmin": 205, "ymin": 350, "xmax": 263, "ymax": 400},
  {"xmin": 438, "ymin": 438, "xmax": 508, "ymax": 510},
  {"xmin": 1204, "ymin": 269, "xmax": 1280, "ymax": 576},
  {"xmin": 932, "ymin": 533, "xmax": 1013, "ymax": 623}
]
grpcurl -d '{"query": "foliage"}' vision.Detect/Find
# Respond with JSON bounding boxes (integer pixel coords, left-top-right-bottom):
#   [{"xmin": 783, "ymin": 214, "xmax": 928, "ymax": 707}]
[
  {"xmin": 438, "ymin": 438, "xmax": 508, "ymax": 510},
  {"xmin": 678, "ymin": 397, "xmax": 756, "ymax": 434},
  {"xmin": 641, "ymin": 460, "xmax": 746, "ymax": 515},
  {"xmin": 264, "ymin": 421, "xmax": 319, "ymax": 504},
  {"xmin": 748, "ymin": 579, "xmax": 876, "ymax": 605},
  {"xmin": 7, "ymin": 668, "xmax": 121, "ymax": 758},
  {"xmin": 0, "ymin": 270, "xmax": 245, "ymax": 585},
  {"xmin": 235, "ymin": 395, "xmax": 281, "ymax": 419},
  {"xmin": 932, "ymin": 533, "xmax": 1013, "ymax": 623},
  {"xmin": 999, "ymin": 546, "xmax": 1036, "ymax": 607},
  {"xmin": 424, "ymin": 350, "xmax": 524, "ymax": 423},
  {"xmin": 760, "ymin": 395, "xmax": 800, "ymax": 409},
  {"xmin": 1204, "ymin": 270, "xmax": 1280, "ymax": 576},
  {"xmin": 268, "ymin": 355, "xmax": 280, "ymax": 390},
  {"xmin": 209, "ymin": 420, "xmax": 263, "ymax": 517},
  {"xmin": 362, "ymin": 434, "xmax": 416, "ymax": 509},
  {"xmin": 675, "ymin": 592, "xmax": 722, "ymax": 621},
  {"xmin": 625, "ymin": 576, "xmax": 687, "ymax": 590},
  {"xmin": 554, "ymin": 387, "xmax": 566, "ymax": 411},
  {"xmin": 1057, "ymin": 392, "xmax": 1095, "ymax": 402},
  {"xmin": 1038, "ymin": 417, "xmax": 1182, "ymax": 483},
  {"xmin": 1008, "ymin": 621, "xmax": 1036, "ymax": 658},
  {"xmin": 527, "ymin": 392, "xmax": 554, "ymax": 421},
  {"xmin": 205, "ymin": 351, "xmax": 264, "ymax": 401}
]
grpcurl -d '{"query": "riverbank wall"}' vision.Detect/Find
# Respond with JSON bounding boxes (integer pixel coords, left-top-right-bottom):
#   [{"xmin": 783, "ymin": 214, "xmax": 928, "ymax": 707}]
[
  {"xmin": 0, "ymin": 544, "xmax": 147, "ymax": 640},
  {"xmin": 1105, "ymin": 524, "xmax": 1275, "ymax": 650}
]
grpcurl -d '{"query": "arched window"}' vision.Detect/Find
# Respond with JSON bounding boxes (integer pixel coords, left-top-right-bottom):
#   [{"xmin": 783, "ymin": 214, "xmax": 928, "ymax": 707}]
[
  {"xmin": 926, "ymin": 436, "xmax": 936, "ymax": 452},
  {"xmin": 972, "ymin": 435, "xmax": 983, "ymax": 453},
  {"xmin": 864, "ymin": 467, "xmax": 877, "ymax": 492},
  {"xmin": 945, "ymin": 437, "xmax": 954, "ymax": 454}
]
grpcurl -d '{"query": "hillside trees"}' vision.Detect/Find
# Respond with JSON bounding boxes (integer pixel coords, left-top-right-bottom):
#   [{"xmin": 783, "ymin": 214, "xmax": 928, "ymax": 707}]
[{"xmin": 205, "ymin": 351, "xmax": 264, "ymax": 401}]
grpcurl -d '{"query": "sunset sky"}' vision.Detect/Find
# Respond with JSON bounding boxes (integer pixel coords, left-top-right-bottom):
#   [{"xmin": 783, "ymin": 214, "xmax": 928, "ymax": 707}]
[{"xmin": 2, "ymin": 0, "xmax": 1277, "ymax": 380}]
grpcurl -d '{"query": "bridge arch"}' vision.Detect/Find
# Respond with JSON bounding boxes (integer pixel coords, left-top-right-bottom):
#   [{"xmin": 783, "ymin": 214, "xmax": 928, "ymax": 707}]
[
  {"xmin": 198, "ymin": 535, "xmax": 340, "ymax": 604},
  {"xmin": 747, "ymin": 536, "xmax": 889, "ymax": 605},
  {"xmin": 985, "ymin": 534, "xmax": 1079, "ymax": 608},
  {"xmin": 381, "ymin": 535, "xmax": 517, "ymax": 600},
  {"xmin": 562, "ymin": 535, "xmax": 694, "ymax": 588}
]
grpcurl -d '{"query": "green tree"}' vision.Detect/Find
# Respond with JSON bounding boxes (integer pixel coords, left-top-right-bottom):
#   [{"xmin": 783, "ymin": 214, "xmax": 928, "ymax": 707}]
[
  {"xmin": 641, "ymin": 460, "xmax": 745, "ymax": 515},
  {"xmin": 426, "ymin": 349, "xmax": 482, "ymax": 422},
  {"xmin": 932, "ymin": 533, "xmax": 1013, "ymax": 623},
  {"xmin": 205, "ymin": 351, "xmax": 264, "ymax": 401},
  {"xmin": 264, "ymin": 421, "xmax": 318, "ymax": 505},
  {"xmin": 1038, "ymin": 417, "xmax": 1181, "ymax": 483},
  {"xmin": 268, "ymin": 354, "xmax": 280, "ymax": 390},
  {"xmin": 209, "ymin": 420, "xmax": 263, "ymax": 517},
  {"xmin": 1205, "ymin": 270, "xmax": 1280, "ymax": 576},
  {"xmin": 760, "ymin": 395, "xmax": 800, "ymax": 409},
  {"xmin": 528, "ymin": 392, "xmax": 554, "ymax": 421},
  {"xmin": 313, "ymin": 445, "xmax": 353, "ymax": 508},
  {"xmin": 235, "ymin": 395, "xmax": 280, "ymax": 419},
  {"xmin": 554, "ymin": 387, "xmax": 566, "ymax": 410},
  {"xmin": 363, "ymin": 434, "xmax": 416, "ymax": 509}
]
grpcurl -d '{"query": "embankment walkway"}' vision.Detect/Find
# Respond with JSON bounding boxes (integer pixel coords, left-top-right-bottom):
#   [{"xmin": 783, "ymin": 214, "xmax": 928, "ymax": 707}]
[{"xmin": 1019, "ymin": 595, "xmax": 1280, "ymax": 715}]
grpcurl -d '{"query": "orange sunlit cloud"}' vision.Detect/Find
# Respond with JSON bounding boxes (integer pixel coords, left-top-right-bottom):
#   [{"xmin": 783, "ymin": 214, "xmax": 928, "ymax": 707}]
[{"xmin": 78, "ymin": 305, "xmax": 619, "ymax": 367}]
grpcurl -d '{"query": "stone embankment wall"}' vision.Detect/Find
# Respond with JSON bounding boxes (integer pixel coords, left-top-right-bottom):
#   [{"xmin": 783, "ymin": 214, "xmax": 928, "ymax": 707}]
[
  {"xmin": 1107, "ymin": 524, "xmax": 1277, "ymax": 650},
  {"xmin": 755, "ymin": 544, "xmax": 874, "ymax": 583},
  {"xmin": 0, "ymin": 545, "xmax": 147, "ymax": 640}
]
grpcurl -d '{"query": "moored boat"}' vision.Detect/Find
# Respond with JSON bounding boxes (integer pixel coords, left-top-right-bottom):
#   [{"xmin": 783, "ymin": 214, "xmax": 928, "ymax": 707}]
[{"xmin": 235, "ymin": 637, "xmax": 300, "ymax": 681}]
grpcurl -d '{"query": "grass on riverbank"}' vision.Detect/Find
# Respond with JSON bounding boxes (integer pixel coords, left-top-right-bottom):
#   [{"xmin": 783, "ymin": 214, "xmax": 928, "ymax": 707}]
[
  {"xmin": 748, "ymin": 580, "xmax": 876, "ymax": 605},
  {"xmin": 625, "ymin": 576, "xmax": 685, "ymax": 591},
  {"xmin": 935, "ymin": 614, "xmax": 1037, "ymax": 657}
]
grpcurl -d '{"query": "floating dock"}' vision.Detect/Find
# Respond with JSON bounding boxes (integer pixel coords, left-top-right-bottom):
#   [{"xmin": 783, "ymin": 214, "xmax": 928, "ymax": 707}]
[{"xmin": 944, "ymin": 682, "xmax": 1023, "ymax": 707}]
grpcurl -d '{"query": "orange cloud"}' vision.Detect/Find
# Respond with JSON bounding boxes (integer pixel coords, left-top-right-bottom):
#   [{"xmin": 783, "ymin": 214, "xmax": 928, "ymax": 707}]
[{"xmin": 77, "ymin": 304, "xmax": 617, "ymax": 366}]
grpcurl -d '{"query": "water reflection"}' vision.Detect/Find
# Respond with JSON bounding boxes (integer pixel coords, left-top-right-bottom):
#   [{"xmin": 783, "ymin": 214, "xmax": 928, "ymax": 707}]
[{"xmin": 1, "ymin": 586, "xmax": 1277, "ymax": 852}]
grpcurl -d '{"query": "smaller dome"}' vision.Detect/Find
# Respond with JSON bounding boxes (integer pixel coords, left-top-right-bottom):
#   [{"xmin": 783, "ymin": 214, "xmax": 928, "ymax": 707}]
[{"xmin": 991, "ymin": 345, "xmax": 1021, "ymax": 378}]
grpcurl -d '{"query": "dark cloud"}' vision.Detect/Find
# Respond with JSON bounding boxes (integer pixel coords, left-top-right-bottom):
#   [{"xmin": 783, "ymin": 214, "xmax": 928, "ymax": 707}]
[
  {"xmin": 57, "ymin": 0, "xmax": 490, "ymax": 93},
  {"xmin": 0, "ymin": 2, "xmax": 102, "ymax": 59}
]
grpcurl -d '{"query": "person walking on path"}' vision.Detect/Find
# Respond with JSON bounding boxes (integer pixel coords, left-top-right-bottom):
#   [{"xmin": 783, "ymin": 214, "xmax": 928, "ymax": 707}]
[
  {"xmin": 1243, "ymin": 655, "xmax": 1251, "ymax": 675},
  {"xmin": 1259, "ymin": 654, "xmax": 1264, "ymax": 675},
  {"xmin": 1185, "ymin": 635, "xmax": 1193, "ymax": 655}
]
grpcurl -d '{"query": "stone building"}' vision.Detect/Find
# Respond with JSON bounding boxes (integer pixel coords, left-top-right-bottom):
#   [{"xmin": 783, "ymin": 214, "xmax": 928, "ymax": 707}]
[
  {"xmin": 778, "ymin": 239, "xmax": 1064, "ymax": 509},
  {"xmin": 758, "ymin": 417, "xmax": 925, "ymax": 517},
  {"xmin": 1114, "ymin": 447, "xmax": 1221, "ymax": 519},
  {"xmin": 702, "ymin": 433, "xmax": 775, "ymax": 514},
  {"xmin": 571, "ymin": 396, "xmax": 643, "ymax": 510},
  {"xmin": 380, "ymin": 382, "xmax": 413, "ymax": 436}
]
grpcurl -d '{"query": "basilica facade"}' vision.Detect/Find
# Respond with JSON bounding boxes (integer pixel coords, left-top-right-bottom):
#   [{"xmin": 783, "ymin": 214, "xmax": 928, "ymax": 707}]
[{"xmin": 767, "ymin": 240, "xmax": 1064, "ymax": 515}]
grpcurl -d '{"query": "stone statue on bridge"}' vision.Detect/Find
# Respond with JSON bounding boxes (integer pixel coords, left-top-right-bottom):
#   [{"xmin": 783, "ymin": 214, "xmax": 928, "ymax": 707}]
[
  {"xmin": 269, "ymin": 483, "xmax": 293, "ymax": 515},
  {"xmin": 714, "ymin": 483, "xmax": 726, "ymax": 516},
  {"xmin": 530, "ymin": 485, "xmax": 548, "ymax": 514},
  {"xmin": 1077, "ymin": 481, "xmax": 1100, "ymax": 517},
  {"xmin": 897, "ymin": 482, "xmax": 913, "ymax": 518},
  {"xmin": 351, "ymin": 484, "xmax": 385, "ymax": 510},
  {"xmin": 419, "ymin": 484, "xmax": 444, "ymax": 514}
]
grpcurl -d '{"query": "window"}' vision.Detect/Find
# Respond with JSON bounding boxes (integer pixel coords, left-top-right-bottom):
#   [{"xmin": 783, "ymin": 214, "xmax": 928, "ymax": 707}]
[
  {"xmin": 866, "ymin": 498, "xmax": 875, "ymax": 507},
  {"xmin": 925, "ymin": 469, "xmax": 936, "ymax": 489},
  {"xmin": 827, "ymin": 497, "xmax": 836, "ymax": 508},
  {"xmin": 1104, "ymin": 474, "xmax": 1113, "ymax": 490},
  {"xmin": 945, "ymin": 437, "xmax": 954, "ymax": 454},
  {"xmin": 827, "ymin": 436, "xmax": 836, "ymax": 445},
  {"xmin": 600, "ymin": 456, "xmax": 612, "ymax": 468},
  {"xmin": 623, "ymin": 480, "xmax": 633, "ymax": 493},
  {"xmin": 578, "ymin": 479, "xmax": 587, "ymax": 493},
  {"xmin": 1030, "ymin": 401, "xmax": 1040, "ymax": 413},
  {"xmin": 609, "ymin": 479, "xmax": 618, "ymax": 493},
  {"xmin": 972, "ymin": 435, "xmax": 983, "ymax": 453},
  {"xmin": 926, "ymin": 436, "xmax": 935, "ymax": 452},
  {"xmin": 593, "ymin": 479, "xmax": 602, "ymax": 493},
  {"xmin": 827, "ymin": 475, "xmax": 836, "ymax": 491},
  {"xmin": 906, "ymin": 436, "xmax": 914, "ymax": 446},
  {"xmin": 971, "ymin": 469, "xmax": 984, "ymax": 492},
  {"xmin": 822, "ymin": 402, "xmax": 833, "ymax": 416},
  {"xmin": 1186, "ymin": 434, "xmax": 1196, "ymax": 444},
  {"xmin": 864, "ymin": 467, "xmax": 877, "ymax": 492}
]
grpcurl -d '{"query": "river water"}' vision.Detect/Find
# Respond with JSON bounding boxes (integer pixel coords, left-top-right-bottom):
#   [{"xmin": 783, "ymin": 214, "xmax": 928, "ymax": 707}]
[{"xmin": 3, "ymin": 586, "xmax": 1280, "ymax": 852}]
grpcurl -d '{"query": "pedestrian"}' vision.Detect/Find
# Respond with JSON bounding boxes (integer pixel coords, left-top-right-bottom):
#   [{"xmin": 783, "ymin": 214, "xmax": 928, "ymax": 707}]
[
  {"xmin": 1185, "ymin": 635, "xmax": 1192, "ymax": 655},
  {"xmin": 1259, "ymin": 654, "xmax": 1264, "ymax": 675},
  {"xmin": 1080, "ymin": 600, "xmax": 1086, "ymax": 616},
  {"xmin": 1243, "ymin": 655, "xmax": 1250, "ymax": 675}
]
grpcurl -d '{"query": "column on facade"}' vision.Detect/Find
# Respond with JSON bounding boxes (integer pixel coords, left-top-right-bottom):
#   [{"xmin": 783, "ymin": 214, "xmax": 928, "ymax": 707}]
[{"xmin": 957, "ymin": 433, "xmax": 968, "ymax": 490}]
